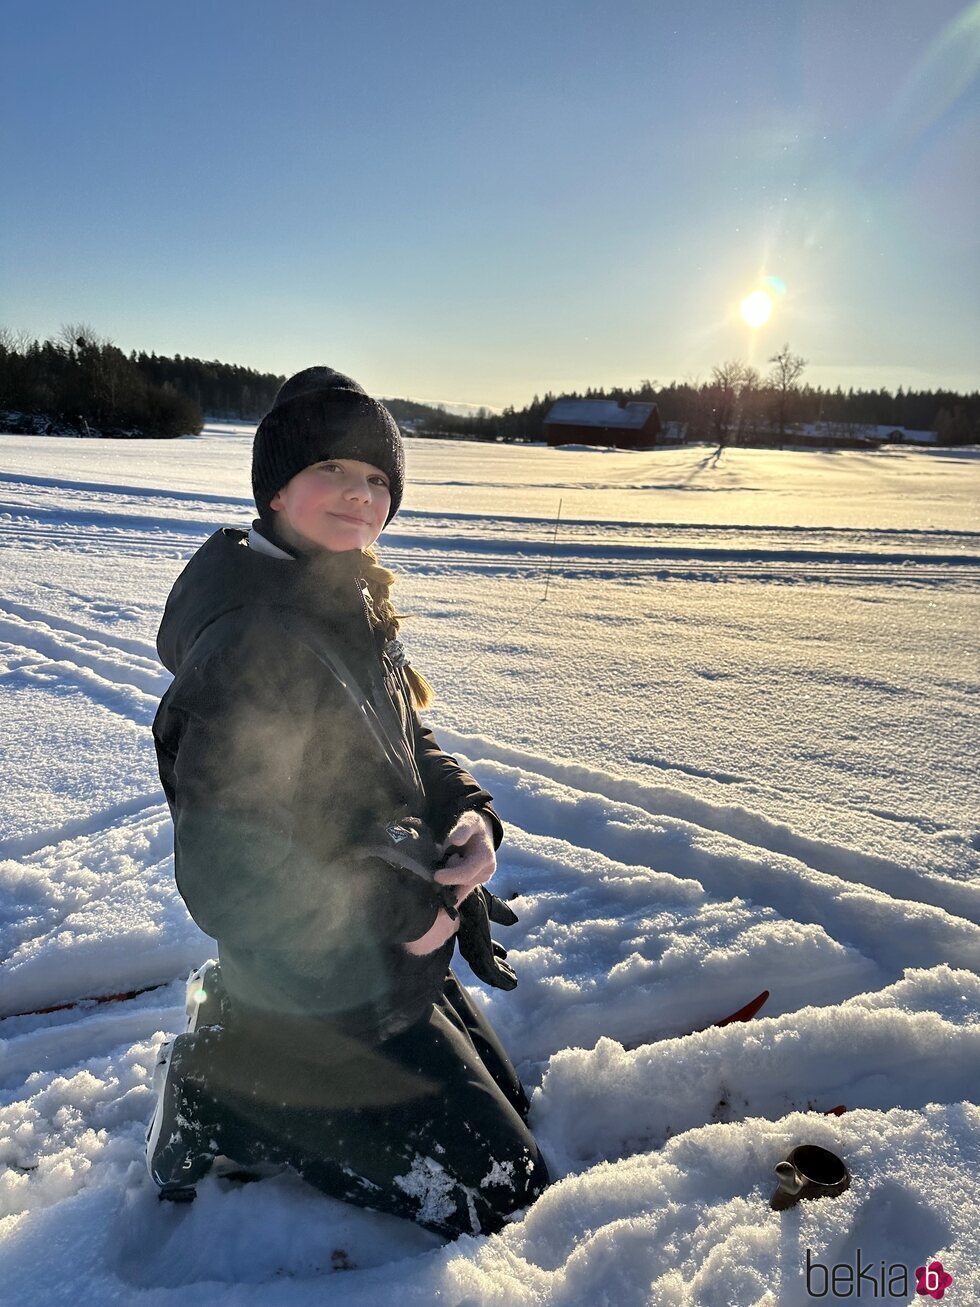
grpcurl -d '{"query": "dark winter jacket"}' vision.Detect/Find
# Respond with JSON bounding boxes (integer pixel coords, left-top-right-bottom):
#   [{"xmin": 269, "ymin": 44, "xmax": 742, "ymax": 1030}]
[{"xmin": 153, "ymin": 526, "xmax": 503, "ymax": 1041}]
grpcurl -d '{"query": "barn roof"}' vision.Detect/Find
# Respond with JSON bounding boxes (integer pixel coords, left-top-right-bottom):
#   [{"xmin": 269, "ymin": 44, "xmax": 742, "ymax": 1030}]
[{"xmin": 544, "ymin": 399, "xmax": 658, "ymax": 430}]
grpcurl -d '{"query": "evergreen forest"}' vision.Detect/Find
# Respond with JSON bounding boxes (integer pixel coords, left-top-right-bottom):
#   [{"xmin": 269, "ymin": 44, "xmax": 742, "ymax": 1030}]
[{"xmin": 1, "ymin": 326, "xmax": 976, "ymax": 445}]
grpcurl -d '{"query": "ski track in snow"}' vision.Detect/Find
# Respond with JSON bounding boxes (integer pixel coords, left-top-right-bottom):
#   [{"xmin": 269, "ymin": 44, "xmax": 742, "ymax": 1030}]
[
  {"xmin": 443, "ymin": 735, "xmax": 980, "ymax": 926},
  {"xmin": 1, "ymin": 444, "xmax": 978, "ymax": 1303},
  {"xmin": 0, "ymin": 598, "xmax": 161, "ymax": 662},
  {"xmin": 3, "ymin": 468, "xmax": 980, "ymax": 588}
]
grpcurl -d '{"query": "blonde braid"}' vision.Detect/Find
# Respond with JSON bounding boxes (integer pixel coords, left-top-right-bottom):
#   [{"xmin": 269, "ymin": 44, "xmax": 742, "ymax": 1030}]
[{"xmin": 359, "ymin": 544, "xmax": 435, "ymax": 710}]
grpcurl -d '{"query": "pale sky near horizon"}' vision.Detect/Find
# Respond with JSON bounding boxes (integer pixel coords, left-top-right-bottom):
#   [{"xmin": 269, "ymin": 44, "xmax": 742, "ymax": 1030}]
[{"xmin": 3, "ymin": 0, "xmax": 978, "ymax": 409}]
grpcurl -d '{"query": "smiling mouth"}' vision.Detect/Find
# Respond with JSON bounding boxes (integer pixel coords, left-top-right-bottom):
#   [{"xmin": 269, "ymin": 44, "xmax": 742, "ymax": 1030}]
[{"xmin": 330, "ymin": 513, "xmax": 368, "ymax": 525}]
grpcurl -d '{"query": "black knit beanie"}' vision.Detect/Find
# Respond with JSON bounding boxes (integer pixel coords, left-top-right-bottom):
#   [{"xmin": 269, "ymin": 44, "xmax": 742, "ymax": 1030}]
[{"xmin": 252, "ymin": 366, "xmax": 404, "ymax": 525}]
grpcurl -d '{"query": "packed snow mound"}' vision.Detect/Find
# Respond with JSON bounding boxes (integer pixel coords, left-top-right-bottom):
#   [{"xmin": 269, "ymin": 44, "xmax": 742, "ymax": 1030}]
[
  {"xmin": 0, "ymin": 804, "xmax": 209, "ymax": 1020},
  {"xmin": 532, "ymin": 967, "xmax": 980, "ymax": 1174}
]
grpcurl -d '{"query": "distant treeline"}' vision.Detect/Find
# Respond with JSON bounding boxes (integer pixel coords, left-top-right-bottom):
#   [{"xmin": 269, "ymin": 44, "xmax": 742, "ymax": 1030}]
[
  {"xmin": 136, "ymin": 351, "xmax": 283, "ymax": 422},
  {"xmin": 1, "ymin": 325, "xmax": 976, "ymax": 444},
  {"xmin": 419, "ymin": 372, "xmax": 979, "ymax": 446},
  {"xmin": 0, "ymin": 325, "xmax": 284, "ymax": 438}
]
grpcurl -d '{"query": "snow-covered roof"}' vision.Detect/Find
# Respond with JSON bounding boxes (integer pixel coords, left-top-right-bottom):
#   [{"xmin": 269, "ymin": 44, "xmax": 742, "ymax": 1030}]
[
  {"xmin": 873, "ymin": 425, "xmax": 938, "ymax": 443},
  {"xmin": 799, "ymin": 422, "xmax": 938, "ymax": 445},
  {"xmin": 544, "ymin": 399, "xmax": 658, "ymax": 430}
]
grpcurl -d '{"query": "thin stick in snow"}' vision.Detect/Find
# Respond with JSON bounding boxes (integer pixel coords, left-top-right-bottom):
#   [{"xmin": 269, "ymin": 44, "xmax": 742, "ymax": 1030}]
[{"xmin": 543, "ymin": 498, "xmax": 563, "ymax": 602}]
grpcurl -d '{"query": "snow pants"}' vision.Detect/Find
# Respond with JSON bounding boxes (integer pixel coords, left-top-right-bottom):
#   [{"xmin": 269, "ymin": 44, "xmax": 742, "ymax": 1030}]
[{"xmin": 195, "ymin": 969, "xmax": 551, "ymax": 1240}]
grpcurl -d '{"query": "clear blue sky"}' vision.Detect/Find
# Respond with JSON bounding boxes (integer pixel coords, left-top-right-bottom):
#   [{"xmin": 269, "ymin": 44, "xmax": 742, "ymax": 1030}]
[{"xmin": 3, "ymin": 0, "xmax": 978, "ymax": 407}]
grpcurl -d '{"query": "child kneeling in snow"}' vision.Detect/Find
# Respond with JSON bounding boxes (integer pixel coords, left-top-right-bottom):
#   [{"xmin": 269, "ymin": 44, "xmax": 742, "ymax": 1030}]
[{"xmin": 147, "ymin": 368, "xmax": 550, "ymax": 1238}]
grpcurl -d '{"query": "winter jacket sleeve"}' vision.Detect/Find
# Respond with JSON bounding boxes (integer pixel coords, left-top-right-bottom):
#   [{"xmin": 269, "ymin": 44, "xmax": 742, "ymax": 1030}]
[
  {"xmin": 157, "ymin": 637, "xmax": 443, "ymax": 952},
  {"xmin": 411, "ymin": 712, "xmax": 504, "ymax": 851}
]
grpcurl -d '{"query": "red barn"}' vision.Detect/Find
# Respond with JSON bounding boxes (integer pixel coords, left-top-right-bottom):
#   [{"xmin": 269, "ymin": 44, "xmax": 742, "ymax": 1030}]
[{"xmin": 543, "ymin": 398, "xmax": 663, "ymax": 449}]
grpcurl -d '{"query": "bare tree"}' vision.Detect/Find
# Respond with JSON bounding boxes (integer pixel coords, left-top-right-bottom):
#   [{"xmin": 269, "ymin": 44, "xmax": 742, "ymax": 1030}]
[
  {"xmin": 0, "ymin": 326, "xmax": 36, "ymax": 354},
  {"xmin": 680, "ymin": 373, "xmax": 713, "ymax": 442},
  {"xmin": 710, "ymin": 359, "xmax": 759, "ymax": 447},
  {"xmin": 735, "ymin": 365, "xmax": 762, "ymax": 442},
  {"xmin": 57, "ymin": 322, "xmax": 104, "ymax": 355},
  {"xmin": 768, "ymin": 343, "xmax": 807, "ymax": 439},
  {"xmin": 55, "ymin": 323, "xmax": 138, "ymax": 423}
]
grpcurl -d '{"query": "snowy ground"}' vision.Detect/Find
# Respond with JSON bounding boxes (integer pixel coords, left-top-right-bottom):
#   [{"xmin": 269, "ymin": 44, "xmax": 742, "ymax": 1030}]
[{"xmin": 1, "ymin": 429, "xmax": 978, "ymax": 1304}]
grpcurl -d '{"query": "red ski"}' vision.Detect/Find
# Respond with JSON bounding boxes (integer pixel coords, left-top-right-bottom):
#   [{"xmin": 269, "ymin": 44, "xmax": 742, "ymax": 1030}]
[
  {"xmin": 712, "ymin": 989, "xmax": 770, "ymax": 1028},
  {"xmin": 7, "ymin": 981, "xmax": 168, "ymax": 1021},
  {"xmin": 624, "ymin": 989, "xmax": 770, "ymax": 1050}
]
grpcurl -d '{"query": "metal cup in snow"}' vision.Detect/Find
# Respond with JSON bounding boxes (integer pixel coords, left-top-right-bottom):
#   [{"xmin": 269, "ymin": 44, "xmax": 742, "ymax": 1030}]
[{"xmin": 770, "ymin": 1144, "xmax": 851, "ymax": 1210}]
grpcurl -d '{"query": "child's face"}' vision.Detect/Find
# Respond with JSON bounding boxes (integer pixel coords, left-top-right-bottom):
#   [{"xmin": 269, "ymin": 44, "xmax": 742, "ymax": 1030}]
[{"xmin": 269, "ymin": 458, "xmax": 391, "ymax": 553}]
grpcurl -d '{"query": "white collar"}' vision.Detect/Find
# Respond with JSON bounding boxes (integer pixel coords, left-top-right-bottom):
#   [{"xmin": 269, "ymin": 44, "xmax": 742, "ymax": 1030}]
[
  {"xmin": 247, "ymin": 525, "xmax": 295, "ymax": 560},
  {"xmin": 246, "ymin": 527, "xmax": 372, "ymax": 602}
]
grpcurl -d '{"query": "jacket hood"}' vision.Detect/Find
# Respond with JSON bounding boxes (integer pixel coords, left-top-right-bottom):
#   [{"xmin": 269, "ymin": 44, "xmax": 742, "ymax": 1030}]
[{"xmin": 157, "ymin": 527, "xmax": 364, "ymax": 674}]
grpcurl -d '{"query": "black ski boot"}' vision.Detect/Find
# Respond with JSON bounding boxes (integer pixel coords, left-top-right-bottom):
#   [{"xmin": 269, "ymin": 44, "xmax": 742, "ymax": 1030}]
[
  {"xmin": 146, "ymin": 960, "xmax": 228, "ymax": 1201},
  {"xmin": 145, "ymin": 1031, "xmax": 219, "ymax": 1200}
]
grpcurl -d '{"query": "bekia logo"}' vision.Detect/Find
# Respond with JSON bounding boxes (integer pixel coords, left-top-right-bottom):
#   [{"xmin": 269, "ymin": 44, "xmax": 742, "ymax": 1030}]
[
  {"xmin": 915, "ymin": 1261, "xmax": 953, "ymax": 1300},
  {"xmin": 805, "ymin": 1248, "xmax": 954, "ymax": 1299}
]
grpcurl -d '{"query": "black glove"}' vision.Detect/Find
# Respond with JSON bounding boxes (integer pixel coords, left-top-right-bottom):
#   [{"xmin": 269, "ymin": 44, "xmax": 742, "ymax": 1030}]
[
  {"xmin": 456, "ymin": 886, "xmax": 519, "ymax": 990},
  {"xmin": 362, "ymin": 815, "xmax": 460, "ymax": 918}
]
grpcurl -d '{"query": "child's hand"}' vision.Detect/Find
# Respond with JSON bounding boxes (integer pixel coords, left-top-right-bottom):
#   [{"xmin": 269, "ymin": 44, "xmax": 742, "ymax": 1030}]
[
  {"xmin": 403, "ymin": 811, "xmax": 496, "ymax": 956},
  {"xmin": 403, "ymin": 906, "xmax": 460, "ymax": 955},
  {"xmin": 432, "ymin": 810, "xmax": 496, "ymax": 902}
]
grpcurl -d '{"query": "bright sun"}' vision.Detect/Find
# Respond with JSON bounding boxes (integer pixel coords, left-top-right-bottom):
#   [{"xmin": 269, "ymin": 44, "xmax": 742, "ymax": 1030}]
[{"xmin": 740, "ymin": 289, "xmax": 773, "ymax": 329}]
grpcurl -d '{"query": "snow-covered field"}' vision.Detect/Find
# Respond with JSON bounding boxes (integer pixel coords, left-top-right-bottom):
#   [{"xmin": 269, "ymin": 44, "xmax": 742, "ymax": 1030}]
[{"xmin": 1, "ymin": 429, "xmax": 978, "ymax": 1305}]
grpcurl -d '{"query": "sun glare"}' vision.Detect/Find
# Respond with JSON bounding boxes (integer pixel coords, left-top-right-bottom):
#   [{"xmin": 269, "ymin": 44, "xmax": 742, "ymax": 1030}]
[{"xmin": 740, "ymin": 289, "xmax": 773, "ymax": 329}]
